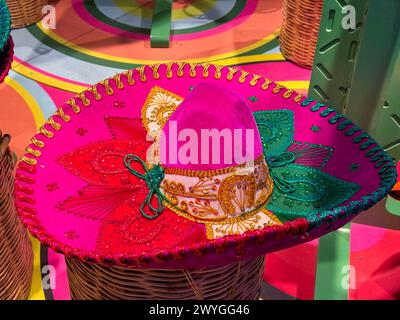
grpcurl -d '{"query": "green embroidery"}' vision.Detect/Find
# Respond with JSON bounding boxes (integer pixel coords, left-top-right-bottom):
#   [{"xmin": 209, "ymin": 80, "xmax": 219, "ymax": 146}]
[
  {"xmin": 248, "ymin": 96, "xmax": 259, "ymax": 102},
  {"xmin": 254, "ymin": 109, "xmax": 361, "ymax": 221},
  {"xmin": 267, "ymin": 164, "xmax": 360, "ymax": 219},
  {"xmin": 253, "ymin": 109, "xmax": 294, "ymax": 156},
  {"xmin": 287, "ymin": 141, "xmax": 333, "ymax": 169},
  {"xmin": 351, "ymin": 163, "xmax": 360, "ymax": 172},
  {"xmin": 311, "ymin": 125, "xmax": 321, "ymax": 132},
  {"xmin": 189, "ymin": 85, "xmax": 194, "ymax": 91}
]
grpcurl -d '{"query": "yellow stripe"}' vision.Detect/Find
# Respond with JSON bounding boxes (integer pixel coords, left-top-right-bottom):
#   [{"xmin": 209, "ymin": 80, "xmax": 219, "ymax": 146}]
[
  {"xmin": 277, "ymin": 81, "xmax": 310, "ymax": 90},
  {"xmin": 27, "ymin": 236, "xmax": 46, "ymax": 300},
  {"xmin": 211, "ymin": 54, "xmax": 285, "ymax": 66},
  {"xmin": 5, "ymin": 76, "xmax": 46, "ymax": 127},
  {"xmin": 112, "ymin": 0, "xmax": 216, "ymax": 20},
  {"xmin": 11, "ymin": 62, "xmax": 87, "ymax": 93},
  {"xmin": 11, "ymin": 60, "xmax": 308, "ymax": 93},
  {"xmin": 37, "ymin": 22, "xmax": 281, "ymax": 65}
]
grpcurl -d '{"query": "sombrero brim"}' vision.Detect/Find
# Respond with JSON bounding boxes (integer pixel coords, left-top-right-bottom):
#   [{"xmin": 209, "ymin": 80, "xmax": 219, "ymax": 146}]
[{"xmin": 15, "ymin": 63, "xmax": 396, "ymax": 269}]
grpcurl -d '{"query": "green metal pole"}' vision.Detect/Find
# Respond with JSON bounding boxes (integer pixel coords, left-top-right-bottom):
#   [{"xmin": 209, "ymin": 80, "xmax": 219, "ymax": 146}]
[{"xmin": 150, "ymin": 0, "xmax": 173, "ymax": 48}]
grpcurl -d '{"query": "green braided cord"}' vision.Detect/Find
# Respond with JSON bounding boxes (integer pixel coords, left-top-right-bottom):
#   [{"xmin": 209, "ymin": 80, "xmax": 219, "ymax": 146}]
[
  {"xmin": 124, "ymin": 154, "xmax": 165, "ymax": 220},
  {"xmin": 268, "ymin": 151, "xmax": 296, "ymax": 193}
]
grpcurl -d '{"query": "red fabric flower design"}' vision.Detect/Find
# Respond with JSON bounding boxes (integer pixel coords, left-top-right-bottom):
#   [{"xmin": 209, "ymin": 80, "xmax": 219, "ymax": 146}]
[{"xmin": 57, "ymin": 117, "xmax": 206, "ymax": 254}]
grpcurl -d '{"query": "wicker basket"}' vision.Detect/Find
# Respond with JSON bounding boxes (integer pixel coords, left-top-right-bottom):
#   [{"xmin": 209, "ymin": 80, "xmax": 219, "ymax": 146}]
[
  {"xmin": 280, "ymin": 0, "xmax": 324, "ymax": 68},
  {"xmin": 6, "ymin": 0, "xmax": 48, "ymax": 28},
  {"xmin": 66, "ymin": 256, "xmax": 265, "ymax": 300},
  {"xmin": 0, "ymin": 133, "xmax": 33, "ymax": 300}
]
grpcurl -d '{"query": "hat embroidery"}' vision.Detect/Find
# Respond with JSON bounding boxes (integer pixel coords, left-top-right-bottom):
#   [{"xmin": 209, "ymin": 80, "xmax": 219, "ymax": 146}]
[
  {"xmin": 161, "ymin": 156, "xmax": 274, "ymax": 223},
  {"xmin": 253, "ymin": 109, "xmax": 360, "ymax": 220},
  {"xmin": 141, "ymin": 86, "xmax": 183, "ymax": 138},
  {"xmin": 56, "ymin": 117, "xmax": 152, "ymax": 221},
  {"xmin": 55, "ymin": 88, "xmax": 361, "ymax": 242}
]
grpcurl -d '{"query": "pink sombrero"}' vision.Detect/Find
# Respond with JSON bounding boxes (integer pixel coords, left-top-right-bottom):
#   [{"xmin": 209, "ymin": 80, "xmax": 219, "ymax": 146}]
[{"xmin": 15, "ymin": 63, "xmax": 396, "ymax": 271}]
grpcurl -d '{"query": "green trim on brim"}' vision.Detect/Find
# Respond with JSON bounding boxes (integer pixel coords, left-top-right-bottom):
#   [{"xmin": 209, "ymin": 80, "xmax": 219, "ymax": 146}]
[
  {"xmin": 386, "ymin": 195, "xmax": 400, "ymax": 216},
  {"xmin": 0, "ymin": 0, "xmax": 11, "ymax": 52},
  {"xmin": 298, "ymin": 98, "xmax": 397, "ymax": 228}
]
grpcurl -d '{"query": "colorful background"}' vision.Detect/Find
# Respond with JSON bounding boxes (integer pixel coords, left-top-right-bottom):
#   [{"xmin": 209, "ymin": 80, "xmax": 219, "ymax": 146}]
[{"xmin": 0, "ymin": 0, "xmax": 399, "ymax": 300}]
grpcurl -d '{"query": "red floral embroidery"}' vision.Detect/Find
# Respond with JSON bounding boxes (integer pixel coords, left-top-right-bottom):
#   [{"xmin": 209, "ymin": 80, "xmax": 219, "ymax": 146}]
[
  {"xmin": 65, "ymin": 230, "xmax": 80, "ymax": 240},
  {"xmin": 57, "ymin": 116, "xmax": 207, "ymax": 253},
  {"xmin": 76, "ymin": 128, "xmax": 88, "ymax": 136},
  {"xmin": 46, "ymin": 182, "xmax": 59, "ymax": 192}
]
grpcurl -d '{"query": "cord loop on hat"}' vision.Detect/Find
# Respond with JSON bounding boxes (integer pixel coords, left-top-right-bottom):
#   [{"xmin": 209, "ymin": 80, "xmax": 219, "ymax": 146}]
[
  {"xmin": 124, "ymin": 154, "xmax": 165, "ymax": 220},
  {"xmin": 268, "ymin": 151, "xmax": 296, "ymax": 194}
]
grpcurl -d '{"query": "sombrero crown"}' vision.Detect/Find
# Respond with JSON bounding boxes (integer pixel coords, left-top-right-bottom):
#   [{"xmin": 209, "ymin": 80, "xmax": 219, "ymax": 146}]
[{"xmin": 148, "ymin": 83, "xmax": 274, "ymax": 222}]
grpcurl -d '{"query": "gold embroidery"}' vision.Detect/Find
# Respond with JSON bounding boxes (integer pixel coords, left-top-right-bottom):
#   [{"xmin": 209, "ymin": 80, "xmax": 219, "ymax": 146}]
[
  {"xmin": 66, "ymin": 99, "xmax": 80, "ymax": 114},
  {"xmin": 166, "ymin": 62, "xmax": 173, "ymax": 79},
  {"xmin": 56, "ymin": 107, "xmax": 71, "ymax": 122},
  {"xmin": 113, "ymin": 74, "xmax": 124, "ymax": 89},
  {"xmin": 124, "ymin": 69, "xmax": 135, "ymax": 85},
  {"xmin": 238, "ymin": 70, "xmax": 249, "ymax": 83},
  {"xmin": 31, "ymin": 137, "xmax": 44, "ymax": 148},
  {"xmin": 214, "ymin": 65, "xmax": 223, "ymax": 79},
  {"xmin": 162, "ymin": 157, "xmax": 273, "ymax": 223},
  {"xmin": 141, "ymin": 86, "xmax": 184, "ymax": 136},
  {"xmin": 250, "ymin": 74, "xmax": 261, "ymax": 86},
  {"xmin": 150, "ymin": 64, "xmax": 160, "ymax": 79},
  {"xmin": 227, "ymin": 67, "xmax": 239, "ymax": 80},
  {"xmin": 283, "ymin": 89, "xmax": 293, "ymax": 99},
  {"xmin": 177, "ymin": 62, "xmax": 186, "ymax": 77},
  {"xmin": 189, "ymin": 199, "xmax": 218, "ymax": 217},
  {"xmin": 87, "ymin": 86, "xmax": 101, "ymax": 100},
  {"xmin": 219, "ymin": 173, "xmax": 256, "ymax": 215},
  {"xmin": 20, "ymin": 156, "xmax": 37, "ymax": 166},
  {"xmin": 189, "ymin": 63, "xmax": 197, "ymax": 78},
  {"xmin": 272, "ymin": 84, "xmax": 285, "ymax": 94},
  {"xmin": 205, "ymin": 208, "xmax": 282, "ymax": 239},
  {"xmin": 100, "ymin": 79, "xmax": 114, "ymax": 95},
  {"xmin": 202, "ymin": 63, "xmax": 211, "ymax": 77},
  {"xmin": 261, "ymin": 78, "xmax": 273, "ymax": 90},
  {"xmin": 78, "ymin": 92, "xmax": 90, "ymax": 106},
  {"xmin": 38, "ymin": 126, "xmax": 54, "ymax": 138},
  {"xmin": 138, "ymin": 65, "xmax": 147, "ymax": 82},
  {"xmin": 25, "ymin": 146, "xmax": 41, "ymax": 157},
  {"xmin": 162, "ymin": 177, "xmax": 219, "ymax": 201},
  {"xmin": 47, "ymin": 117, "xmax": 61, "ymax": 130},
  {"xmin": 294, "ymin": 94, "xmax": 304, "ymax": 103}
]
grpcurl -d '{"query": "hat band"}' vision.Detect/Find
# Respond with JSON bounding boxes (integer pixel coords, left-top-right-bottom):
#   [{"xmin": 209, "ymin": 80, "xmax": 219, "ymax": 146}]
[{"xmin": 160, "ymin": 155, "xmax": 274, "ymax": 222}]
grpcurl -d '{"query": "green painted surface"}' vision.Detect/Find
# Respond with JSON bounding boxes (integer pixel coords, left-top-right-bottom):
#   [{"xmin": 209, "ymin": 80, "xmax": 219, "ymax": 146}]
[
  {"xmin": 314, "ymin": 224, "xmax": 351, "ymax": 300},
  {"xmin": 386, "ymin": 196, "xmax": 400, "ymax": 216},
  {"xmin": 309, "ymin": 0, "xmax": 400, "ymax": 162},
  {"xmin": 308, "ymin": 0, "xmax": 370, "ymax": 111},
  {"xmin": 150, "ymin": 0, "xmax": 173, "ymax": 48},
  {"xmin": 345, "ymin": 0, "xmax": 400, "ymax": 162}
]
